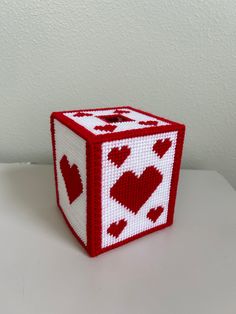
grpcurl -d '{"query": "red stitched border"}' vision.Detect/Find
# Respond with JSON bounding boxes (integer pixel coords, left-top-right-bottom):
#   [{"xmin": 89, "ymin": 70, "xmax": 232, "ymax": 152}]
[
  {"xmin": 99, "ymin": 221, "xmax": 172, "ymax": 254},
  {"xmin": 91, "ymin": 143, "xmax": 102, "ymax": 256},
  {"xmin": 86, "ymin": 141, "xmax": 102, "ymax": 256},
  {"xmin": 93, "ymin": 124, "xmax": 183, "ymax": 143},
  {"xmin": 86, "ymin": 142, "xmax": 93, "ymax": 255}
]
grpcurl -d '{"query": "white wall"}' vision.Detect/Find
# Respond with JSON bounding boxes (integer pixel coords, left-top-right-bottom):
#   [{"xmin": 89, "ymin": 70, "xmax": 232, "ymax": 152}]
[{"xmin": 0, "ymin": 0, "xmax": 236, "ymax": 188}]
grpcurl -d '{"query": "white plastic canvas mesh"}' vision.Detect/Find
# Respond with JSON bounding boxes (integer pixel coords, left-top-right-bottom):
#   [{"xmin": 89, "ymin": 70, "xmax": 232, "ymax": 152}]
[
  {"xmin": 101, "ymin": 131, "xmax": 177, "ymax": 248},
  {"xmin": 54, "ymin": 120, "xmax": 87, "ymax": 245},
  {"xmin": 64, "ymin": 107, "xmax": 169, "ymax": 135}
]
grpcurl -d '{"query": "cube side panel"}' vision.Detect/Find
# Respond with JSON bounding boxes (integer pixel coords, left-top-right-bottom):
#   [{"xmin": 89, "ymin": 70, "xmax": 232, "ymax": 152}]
[
  {"xmin": 100, "ymin": 130, "xmax": 179, "ymax": 250},
  {"xmin": 51, "ymin": 117, "xmax": 87, "ymax": 247},
  {"xmin": 166, "ymin": 125, "xmax": 185, "ymax": 225}
]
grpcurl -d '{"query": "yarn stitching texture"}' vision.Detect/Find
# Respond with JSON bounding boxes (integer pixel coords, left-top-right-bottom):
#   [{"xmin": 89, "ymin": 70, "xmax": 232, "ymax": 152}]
[
  {"xmin": 54, "ymin": 120, "xmax": 87, "ymax": 245},
  {"xmin": 101, "ymin": 131, "xmax": 177, "ymax": 248},
  {"xmin": 63, "ymin": 108, "xmax": 170, "ymax": 135}
]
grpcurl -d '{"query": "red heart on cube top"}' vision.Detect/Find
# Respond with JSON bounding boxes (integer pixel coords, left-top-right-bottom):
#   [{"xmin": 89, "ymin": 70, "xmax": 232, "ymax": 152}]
[
  {"xmin": 153, "ymin": 138, "xmax": 172, "ymax": 158},
  {"xmin": 147, "ymin": 206, "xmax": 164, "ymax": 223},
  {"xmin": 108, "ymin": 146, "xmax": 130, "ymax": 168},
  {"xmin": 139, "ymin": 120, "xmax": 158, "ymax": 126},
  {"xmin": 110, "ymin": 166, "xmax": 163, "ymax": 214},
  {"xmin": 60, "ymin": 155, "xmax": 83, "ymax": 204},
  {"xmin": 94, "ymin": 125, "xmax": 117, "ymax": 132},
  {"xmin": 107, "ymin": 219, "xmax": 127, "ymax": 238},
  {"xmin": 113, "ymin": 109, "xmax": 130, "ymax": 114},
  {"xmin": 74, "ymin": 112, "xmax": 93, "ymax": 117}
]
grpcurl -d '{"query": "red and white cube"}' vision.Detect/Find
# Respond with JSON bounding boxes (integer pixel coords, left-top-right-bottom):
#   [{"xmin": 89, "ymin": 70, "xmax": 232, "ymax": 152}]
[{"xmin": 50, "ymin": 106, "xmax": 185, "ymax": 256}]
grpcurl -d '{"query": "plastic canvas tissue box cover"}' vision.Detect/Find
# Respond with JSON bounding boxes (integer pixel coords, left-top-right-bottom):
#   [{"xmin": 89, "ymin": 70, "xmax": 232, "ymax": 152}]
[{"xmin": 50, "ymin": 106, "xmax": 185, "ymax": 256}]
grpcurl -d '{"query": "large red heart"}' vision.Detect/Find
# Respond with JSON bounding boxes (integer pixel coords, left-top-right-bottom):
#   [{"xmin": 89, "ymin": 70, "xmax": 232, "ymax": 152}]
[
  {"xmin": 60, "ymin": 155, "xmax": 83, "ymax": 204},
  {"xmin": 94, "ymin": 125, "xmax": 117, "ymax": 132},
  {"xmin": 153, "ymin": 138, "xmax": 172, "ymax": 158},
  {"xmin": 107, "ymin": 219, "xmax": 127, "ymax": 238},
  {"xmin": 110, "ymin": 166, "xmax": 163, "ymax": 214},
  {"xmin": 108, "ymin": 146, "xmax": 130, "ymax": 168},
  {"xmin": 147, "ymin": 206, "xmax": 164, "ymax": 223}
]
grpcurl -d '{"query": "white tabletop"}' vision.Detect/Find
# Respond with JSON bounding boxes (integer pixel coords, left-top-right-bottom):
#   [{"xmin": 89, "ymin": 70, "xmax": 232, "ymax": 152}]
[{"xmin": 0, "ymin": 164, "xmax": 235, "ymax": 314}]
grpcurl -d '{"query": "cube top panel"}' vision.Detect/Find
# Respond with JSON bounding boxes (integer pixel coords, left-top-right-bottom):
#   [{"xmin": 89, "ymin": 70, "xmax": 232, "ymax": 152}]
[{"xmin": 52, "ymin": 106, "xmax": 184, "ymax": 142}]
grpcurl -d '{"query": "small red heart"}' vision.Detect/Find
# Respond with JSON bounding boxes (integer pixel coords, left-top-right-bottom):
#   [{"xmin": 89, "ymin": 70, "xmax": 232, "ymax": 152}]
[
  {"xmin": 153, "ymin": 138, "xmax": 172, "ymax": 158},
  {"xmin": 108, "ymin": 146, "xmax": 130, "ymax": 167},
  {"xmin": 113, "ymin": 109, "xmax": 130, "ymax": 114},
  {"xmin": 110, "ymin": 166, "xmax": 163, "ymax": 214},
  {"xmin": 139, "ymin": 120, "xmax": 158, "ymax": 126},
  {"xmin": 147, "ymin": 206, "xmax": 164, "ymax": 223},
  {"xmin": 107, "ymin": 219, "xmax": 127, "ymax": 238},
  {"xmin": 74, "ymin": 112, "xmax": 93, "ymax": 117},
  {"xmin": 94, "ymin": 125, "xmax": 117, "ymax": 132},
  {"xmin": 60, "ymin": 155, "xmax": 83, "ymax": 204}
]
